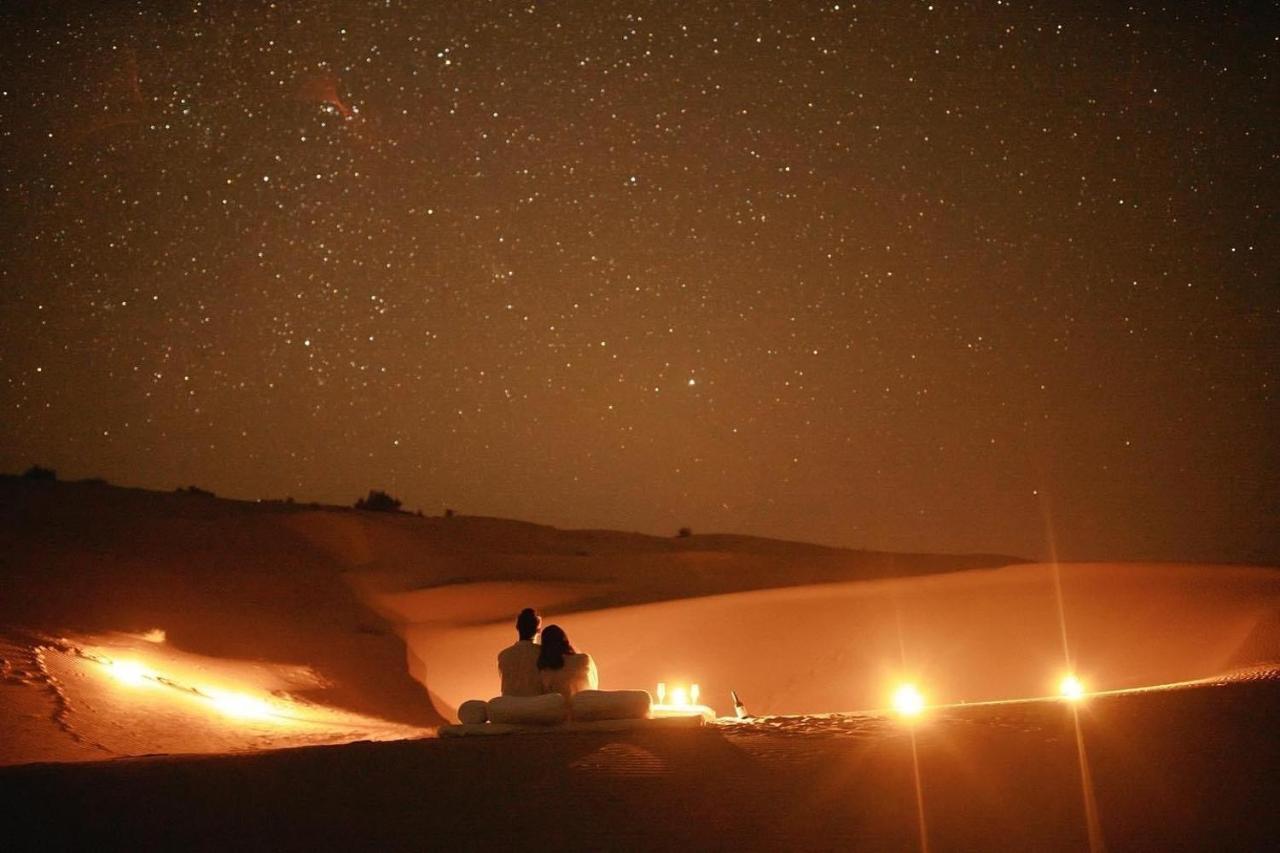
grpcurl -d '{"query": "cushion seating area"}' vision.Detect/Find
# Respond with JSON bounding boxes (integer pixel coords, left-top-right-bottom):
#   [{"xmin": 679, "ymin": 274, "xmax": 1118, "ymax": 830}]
[
  {"xmin": 457, "ymin": 699, "xmax": 489, "ymax": 725},
  {"xmin": 486, "ymin": 693, "xmax": 568, "ymax": 725},
  {"xmin": 571, "ymin": 689, "xmax": 652, "ymax": 721},
  {"xmin": 446, "ymin": 688, "xmax": 670, "ymax": 734}
]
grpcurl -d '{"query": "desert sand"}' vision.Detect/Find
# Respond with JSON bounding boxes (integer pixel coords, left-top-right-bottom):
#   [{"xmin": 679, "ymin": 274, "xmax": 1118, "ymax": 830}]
[
  {"xmin": 4, "ymin": 673, "xmax": 1278, "ymax": 851},
  {"xmin": 2, "ymin": 476, "xmax": 1278, "ymax": 850},
  {"xmin": 405, "ymin": 561, "xmax": 1280, "ymax": 718},
  {"xmin": 1, "ymin": 475, "xmax": 1028, "ymax": 760}
]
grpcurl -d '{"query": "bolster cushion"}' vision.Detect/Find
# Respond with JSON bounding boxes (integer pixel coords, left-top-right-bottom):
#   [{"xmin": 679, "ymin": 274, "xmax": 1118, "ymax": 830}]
[
  {"xmin": 487, "ymin": 693, "xmax": 569, "ymax": 725},
  {"xmin": 457, "ymin": 699, "xmax": 489, "ymax": 725},
  {"xmin": 571, "ymin": 689, "xmax": 652, "ymax": 722}
]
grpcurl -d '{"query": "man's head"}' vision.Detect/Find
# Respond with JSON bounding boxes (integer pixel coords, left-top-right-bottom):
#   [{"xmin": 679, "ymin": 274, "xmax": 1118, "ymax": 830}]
[{"xmin": 516, "ymin": 607, "xmax": 541, "ymax": 641}]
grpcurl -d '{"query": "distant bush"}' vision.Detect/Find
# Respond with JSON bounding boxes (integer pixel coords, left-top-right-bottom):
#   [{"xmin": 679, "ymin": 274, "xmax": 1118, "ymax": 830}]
[
  {"xmin": 22, "ymin": 465, "xmax": 56, "ymax": 481},
  {"xmin": 355, "ymin": 489, "xmax": 402, "ymax": 512},
  {"xmin": 177, "ymin": 485, "xmax": 215, "ymax": 497},
  {"xmin": 677, "ymin": 526, "xmax": 692, "ymax": 538}
]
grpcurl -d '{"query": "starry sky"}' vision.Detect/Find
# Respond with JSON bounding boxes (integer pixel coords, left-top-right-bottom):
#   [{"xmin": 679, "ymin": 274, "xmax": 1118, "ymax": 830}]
[{"xmin": 2, "ymin": 1, "xmax": 1276, "ymax": 564}]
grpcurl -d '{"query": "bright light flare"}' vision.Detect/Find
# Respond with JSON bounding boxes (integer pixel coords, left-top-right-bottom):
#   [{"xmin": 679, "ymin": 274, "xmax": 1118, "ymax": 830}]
[
  {"xmin": 106, "ymin": 659, "xmax": 154, "ymax": 687},
  {"xmin": 892, "ymin": 683, "xmax": 926, "ymax": 717},
  {"xmin": 669, "ymin": 686, "xmax": 689, "ymax": 707},
  {"xmin": 1060, "ymin": 674, "xmax": 1086, "ymax": 701},
  {"xmin": 206, "ymin": 689, "xmax": 275, "ymax": 720}
]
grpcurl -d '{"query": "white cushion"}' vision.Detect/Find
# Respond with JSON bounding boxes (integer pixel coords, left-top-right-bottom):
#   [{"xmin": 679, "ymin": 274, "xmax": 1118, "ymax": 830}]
[
  {"xmin": 571, "ymin": 689, "xmax": 652, "ymax": 722},
  {"xmin": 487, "ymin": 693, "xmax": 568, "ymax": 725},
  {"xmin": 457, "ymin": 699, "xmax": 489, "ymax": 725}
]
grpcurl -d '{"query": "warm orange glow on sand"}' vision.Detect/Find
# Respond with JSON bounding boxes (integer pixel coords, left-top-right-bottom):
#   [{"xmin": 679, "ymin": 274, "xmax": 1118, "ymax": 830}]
[
  {"xmin": 893, "ymin": 683, "xmax": 926, "ymax": 717},
  {"xmin": 106, "ymin": 659, "xmax": 155, "ymax": 687},
  {"xmin": 204, "ymin": 689, "xmax": 277, "ymax": 720},
  {"xmin": 95, "ymin": 650, "xmax": 283, "ymax": 722},
  {"xmin": 40, "ymin": 634, "xmax": 429, "ymax": 762},
  {"xmin": 1060, "ymin": 674, "xmax": 1086, "ymax": 701}
]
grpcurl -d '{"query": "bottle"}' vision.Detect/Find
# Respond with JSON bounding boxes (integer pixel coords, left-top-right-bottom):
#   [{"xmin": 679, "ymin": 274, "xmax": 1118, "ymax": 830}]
[{"xmin": 731, "ymin": 689, "xmax": 747, "ymax": 719}]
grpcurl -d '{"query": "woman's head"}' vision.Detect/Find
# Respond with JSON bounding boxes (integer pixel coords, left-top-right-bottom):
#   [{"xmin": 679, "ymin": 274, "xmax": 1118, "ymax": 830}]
[{"xmin": 537, "ymin": 624, "xmax": 575, "ymax": 670}]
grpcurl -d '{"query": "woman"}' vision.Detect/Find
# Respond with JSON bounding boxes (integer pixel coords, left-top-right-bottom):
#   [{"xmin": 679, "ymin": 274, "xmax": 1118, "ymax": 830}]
[{"xmin": 536, "ymin": 624, "xmax": 599, "ymax": 700}]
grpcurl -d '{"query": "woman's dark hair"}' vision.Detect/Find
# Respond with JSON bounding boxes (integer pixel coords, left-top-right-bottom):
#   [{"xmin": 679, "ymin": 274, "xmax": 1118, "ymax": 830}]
[{"xmin": 537, "ymin": 624, "xmax": 575, "ymax": 670}]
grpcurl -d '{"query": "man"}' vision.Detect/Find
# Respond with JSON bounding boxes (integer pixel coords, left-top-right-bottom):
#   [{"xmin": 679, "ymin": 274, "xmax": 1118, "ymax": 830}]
[{"xmin": 497, "ymin": 607, "xmax": 543, "ymax": 696}]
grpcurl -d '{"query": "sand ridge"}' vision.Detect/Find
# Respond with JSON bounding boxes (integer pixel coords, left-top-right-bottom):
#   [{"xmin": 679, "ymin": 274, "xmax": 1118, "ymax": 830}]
[
  {"xmin": 403, "ymin": 561, "xmax": 1280, "ymax": 718},
  {"xmin": 3, "ymin": 477, "xmax": 1277, "ymax": 767}
]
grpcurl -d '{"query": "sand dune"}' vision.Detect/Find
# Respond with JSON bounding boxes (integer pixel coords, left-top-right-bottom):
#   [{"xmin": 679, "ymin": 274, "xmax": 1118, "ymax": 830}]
[
  {"xmin": 406, "ymin": 562, "xmax": 1280, "ymax": 718},
  {"xmin": 0, "ymin": 476, "xmax": 1021, "ymax": 763},
  {"xmin": 0, "ymin": 628, "xmax": 427, "ymax": 766},
  {"xmin": 3, "ymin": 476, "xmax": 1277, "ymax": 765},
  {"xmin": 0, "ymin": 479, "xmax": 446, "ymax": 764}
]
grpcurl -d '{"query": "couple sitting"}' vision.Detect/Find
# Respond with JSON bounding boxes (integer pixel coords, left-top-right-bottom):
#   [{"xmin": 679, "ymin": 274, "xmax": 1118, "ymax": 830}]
[
  {"xmin": 497, "ymin": 607, "xmax": 599, "ymax": 700},
  {"xmin": 446, "ymin": 606, "xmax": 693, "ymax": 730}
]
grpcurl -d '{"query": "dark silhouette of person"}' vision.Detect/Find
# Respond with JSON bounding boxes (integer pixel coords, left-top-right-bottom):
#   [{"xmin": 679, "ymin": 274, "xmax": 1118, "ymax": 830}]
[
  {"xmin": 536, "ymin": 624, "xmax": 598, "ymax": 699},
  {"xmin": 497, "ymin": 608, "xmax": 543, "ymax": 696}
]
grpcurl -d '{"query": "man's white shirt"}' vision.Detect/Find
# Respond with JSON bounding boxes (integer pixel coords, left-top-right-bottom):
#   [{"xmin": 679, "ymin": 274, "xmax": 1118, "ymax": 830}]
[{"xmin": 497, "ymin": 639, "xmax": 542, "ymax": 696}]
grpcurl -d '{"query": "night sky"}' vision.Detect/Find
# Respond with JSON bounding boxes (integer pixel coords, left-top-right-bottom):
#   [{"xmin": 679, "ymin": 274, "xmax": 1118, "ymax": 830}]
[{"xmin": 2, "ymin": 1, "xmax": 1276, "ymax": 563}]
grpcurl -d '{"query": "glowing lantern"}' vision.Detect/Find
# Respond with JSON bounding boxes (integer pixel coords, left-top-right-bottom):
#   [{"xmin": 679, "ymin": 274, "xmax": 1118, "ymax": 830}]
[
  {"xmin": 893, "ymin": 683, "xmax": 926, "ymax": 717},
  {"xmin": 1059, "ymin": 674, "xmax": 1086, "ymax": 701}
]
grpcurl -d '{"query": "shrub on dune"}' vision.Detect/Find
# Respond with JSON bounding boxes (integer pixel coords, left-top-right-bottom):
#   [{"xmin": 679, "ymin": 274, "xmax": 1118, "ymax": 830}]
[{"xmin": 355, "ymin": 489, "xmax": 402, "ymax": 512}]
